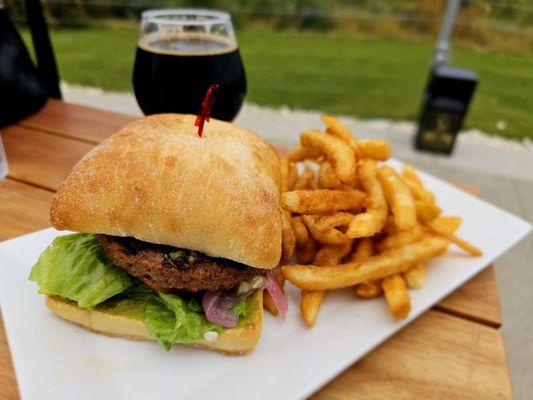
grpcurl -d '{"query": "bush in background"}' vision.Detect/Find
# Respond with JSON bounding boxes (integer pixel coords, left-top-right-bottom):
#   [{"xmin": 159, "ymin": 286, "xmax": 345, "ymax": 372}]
[{"xmin": 5, "ymin": 0, "xmax": 533, "ymax": 52}]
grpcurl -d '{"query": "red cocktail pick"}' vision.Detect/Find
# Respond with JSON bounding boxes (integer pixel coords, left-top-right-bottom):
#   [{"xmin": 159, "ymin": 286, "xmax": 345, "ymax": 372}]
[{"xmin": 195, "ymin": 83, "xmax": 220, "ymax": 137}]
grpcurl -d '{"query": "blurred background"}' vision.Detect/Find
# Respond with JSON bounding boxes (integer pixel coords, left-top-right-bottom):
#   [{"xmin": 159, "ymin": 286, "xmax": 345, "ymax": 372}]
[{"xmin": 7, "ymin": 0, "xmax": 533, "ymax": 142}]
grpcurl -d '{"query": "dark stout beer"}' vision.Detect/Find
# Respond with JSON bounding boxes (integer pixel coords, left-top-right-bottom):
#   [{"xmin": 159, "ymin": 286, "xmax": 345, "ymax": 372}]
[{"xmin": 133, "ymin": 33, "xmax": 246, "ymax": 121}]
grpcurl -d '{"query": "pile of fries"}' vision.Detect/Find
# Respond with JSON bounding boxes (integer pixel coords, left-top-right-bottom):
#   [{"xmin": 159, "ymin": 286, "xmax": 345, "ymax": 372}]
[{"xmin": 272, "ymin": 116, "xmax": 482, "ymax": 326}]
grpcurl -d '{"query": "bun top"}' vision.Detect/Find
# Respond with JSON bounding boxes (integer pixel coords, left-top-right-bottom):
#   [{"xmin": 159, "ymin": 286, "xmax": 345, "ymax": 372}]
[{"xmin": 51, "ymin": 114, "xmax": 282, "ymax": 269}]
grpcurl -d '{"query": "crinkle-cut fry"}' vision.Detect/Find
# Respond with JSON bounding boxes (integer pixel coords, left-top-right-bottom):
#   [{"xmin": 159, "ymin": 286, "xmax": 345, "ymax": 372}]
[
  {"xmin": 280, "ymin": 158, "xmax": 290, "ymax": 193},
  {"xmin": 318, "ymin": 160, "xmax": 342, "ymax": 189},
  {"xmin": 296, "ymin": 237, "xmax": 319, "ymax": 264},
  {"xmin": 301, "ymin": 290, "xmax": 326, "ymax": 327},
  {"xmin": 347, "ymin": 159, "xmax": 388, "ymax": 238},
  {"xmin": 306, "ymin": 236, "xmax": 352, "ymax": 326},
  {"xmin": 281, "ymin": 210, "xmax": 296, "ymax": 261},
  {"xmin": 313, "ymin": 212, "xmax": 355, "ymax": 230},
  {"xmin": 313, "ymin": 240, "xmax": 353, "ymax": 266},
  {"xmin": 294, "ymin": 166, "xmax": 317, "ymax": 190},
  {"xmin": 290, "ymin": 216, "xmax": 309, "ymax": 248},
  {"xmin": 321, "ymin": 115, "xmax": 361, "ymax": 157},
  {"xmin": 335, "ymin": 184, "xmax": 359, "ymax": 191},
  {"xmin": 382, "ymin": 274, "xmax": 411, "ymax": 319},
  {"xmin": 402, "ymin": 164, "xmax": 424, "ymax": 186},
  {"xmin": 378, "ymin": 166, "xmax": 417, "ymax": 231},
  {"xmin": 428, "ymin": 227, "xmax": 482, "ymax": 257},
  {"xmin": 282, "ymin": 189, "xmax": 365, "ymax": 214},
  {"xmin": 447, "ymin": 233, "xmax": 482, "ymax": 257},
  {"xmin": 288, "ymin": 143, "xmax": 322, "ymax": 162},
  {"xmin": 287, "ymin": 161, "xmax": 298, "ymax": 191},
  {"xmin": 302, "ymin": 215, "xmax": 349, "ymax": 245},
  {"xmin": 382, "ymin": 214, "xmax": 398, "ymax": 234},
  {"xmin": 350, "ymin": 238, "xmax": 381, "ymax": 297},
  {"xmin": 401, "ymin": 165, "xmax": 435, "ymax": 203},
  {"xmin": 356, "ymin": 281, "xmax": 382, "ymax": 298},
  {"xmin": 300, "ymin": 130, "xmax": 356, "ymax": 184},
  {"xmin": 264, "ymin": 269, "xmax": 285, "ymax": 316},
  {"xmin": 425, "ymin": 217, "xmax": 480, "ymax": 256},
  {"xmin": 350, "ymin": 237, "xmax": 374, "ymax": 262},
  {"xmin": 263, "ymin": 292, "xmax": 279, "ymax": 316},
  {"xmin": 426, "ymin": 216, "xmax": 462, "ymax": 235},
  {"xmin": 403, "ymin": 263, "xmax": 426, "ymax": 289},
  {"xmin": 376, "ymin": 225, "xmax": 424, "ymax": 252},
  {"xmin": 401, "ymin": 175, "xmax": 435, "ymax": 204},
  {"xmin": 280, "ymin": 158, "xmax": 299, "ymax": 193},
  {"xmin": 274, "ymin": 268, "xmax": 285, "ymax": 287},
  {"xmin": 281, "ymin": 236, "xmax": 449, "ymax": 291},
  {"xmin": 415, "ymin": 200, "xmax": 442, "ymax": 224},
  {"xmin": 358, "ymin": 139, "xmax": 391, "ymax": 161}
]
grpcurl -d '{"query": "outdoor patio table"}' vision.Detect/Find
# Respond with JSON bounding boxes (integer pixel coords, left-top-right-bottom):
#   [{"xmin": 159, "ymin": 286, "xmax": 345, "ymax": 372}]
[{"xmin": 0, "ymin": 100, "xmax": 513, "ymax": 399}]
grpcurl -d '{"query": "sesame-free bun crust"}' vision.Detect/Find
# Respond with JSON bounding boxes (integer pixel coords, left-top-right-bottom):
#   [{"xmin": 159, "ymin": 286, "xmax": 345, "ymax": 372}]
[
  {"xmin": 50, "ymin": 114, "xmax": 282, "ymax": 269},
  {"xmin": 45, "ymin": 290, "xmax": 263, "ymax": 355}
]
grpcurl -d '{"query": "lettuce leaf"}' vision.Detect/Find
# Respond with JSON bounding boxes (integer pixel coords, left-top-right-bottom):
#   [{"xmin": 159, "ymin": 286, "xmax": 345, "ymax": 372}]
[
  {"xmin": 29, "ymin": 233, "xmax": 251, "ymax": 350},
  {"xmin": 29, "ymin": 233, "xmax": 133, "ymax": 308},
  {"xmin": 145, "ymin": 294, "xmax": 222, "ymax": 350},
  {"xmin": 232, "ymin": 297, "xmax": 248, "ymax": 318},
  {"xmin": 186, "ymin": 297, "xmax": 204, "ymax": 312},
  {"xmin": 145, "ymin": 293, "xmax": 248, "ymax": 350}
]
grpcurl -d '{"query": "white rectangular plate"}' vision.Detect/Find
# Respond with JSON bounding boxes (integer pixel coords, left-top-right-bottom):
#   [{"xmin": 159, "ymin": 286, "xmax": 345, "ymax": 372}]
[{"xmin": 0, "ymin": 160, "xmax": 530, "ymax": 400}]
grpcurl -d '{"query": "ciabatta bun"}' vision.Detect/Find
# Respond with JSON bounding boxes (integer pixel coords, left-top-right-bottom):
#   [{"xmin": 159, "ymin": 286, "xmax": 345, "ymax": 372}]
[
  {"xmin": 45, "ymin": 290, "xmax": 263, "ymax": 355},
  {"xmin": 50, "ymin": 114, "xmax": 282, "ymax": 269}
]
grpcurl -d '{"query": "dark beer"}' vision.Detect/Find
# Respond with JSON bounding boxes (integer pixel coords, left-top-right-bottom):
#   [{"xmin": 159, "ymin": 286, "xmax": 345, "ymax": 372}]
[{"xmin": 133, "ymin": 33, "xmax": 246, "ymax": 121}]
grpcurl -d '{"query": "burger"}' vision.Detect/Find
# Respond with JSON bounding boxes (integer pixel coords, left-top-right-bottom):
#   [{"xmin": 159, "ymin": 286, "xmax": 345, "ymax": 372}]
[{"xmin": 29, "ymin": 114, "xmax": 285, "ymax": 355}]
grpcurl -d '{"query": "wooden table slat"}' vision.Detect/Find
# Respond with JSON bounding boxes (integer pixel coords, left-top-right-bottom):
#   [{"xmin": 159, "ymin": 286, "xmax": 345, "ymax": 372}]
[
  {"xmin": 20, "ymin": 99, "xmax": 135, "ymax": 144},
  {"xmin": 3, "ymin": 125, "xmax": 94, "ymax": 191},
  {"xmin": 312, "ymin": 311, "xmax": 512, "ymax": 400},
  {"xmin": 435, "ymin": 267, "xmax": 502, "ymax": 327},
  {"xmin": 0, "ymin": 179, "xmax": 54, "ymax": 241}
]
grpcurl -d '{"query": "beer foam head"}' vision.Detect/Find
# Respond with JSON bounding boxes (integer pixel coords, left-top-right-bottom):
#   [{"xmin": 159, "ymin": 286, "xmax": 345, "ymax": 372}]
[
  {"xmin": 139, "ymin": 10, "xmax": 238, "ymax": 56},
  {"xmin": 139, "ymin": 32, "xmax": 237, "ymax": 56}
]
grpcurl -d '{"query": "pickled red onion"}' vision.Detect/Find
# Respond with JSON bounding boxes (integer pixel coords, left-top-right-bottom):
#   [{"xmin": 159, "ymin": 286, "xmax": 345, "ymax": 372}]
[
  {"xmin": 265, "ymin": 273, "xmax": 287, "ymax": 320},
  {"xmin": 219, "ymin": 291, "xmax": 243, "ymax": 310},
  {"xmin": 202, "ymin": 290, "xmax": 238, "ymax": 328}
]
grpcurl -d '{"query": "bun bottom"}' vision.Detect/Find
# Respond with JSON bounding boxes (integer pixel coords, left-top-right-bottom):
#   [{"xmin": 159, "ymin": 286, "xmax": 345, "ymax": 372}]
[{"xmin": 45, "ymin": 290, "xmax": 263, "ymax": 355}]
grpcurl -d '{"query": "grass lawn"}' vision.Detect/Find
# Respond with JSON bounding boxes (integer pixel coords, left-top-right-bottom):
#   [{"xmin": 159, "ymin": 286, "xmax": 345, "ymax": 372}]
[{"xmin": 21, "ymin": 27, "xmax": 533, "ymax": 140}]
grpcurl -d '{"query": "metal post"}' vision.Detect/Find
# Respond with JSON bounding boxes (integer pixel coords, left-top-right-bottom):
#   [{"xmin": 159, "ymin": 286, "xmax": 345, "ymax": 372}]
[{"xmin": 432, "ymin": 0, "xmax": 462, "ymax": 69}]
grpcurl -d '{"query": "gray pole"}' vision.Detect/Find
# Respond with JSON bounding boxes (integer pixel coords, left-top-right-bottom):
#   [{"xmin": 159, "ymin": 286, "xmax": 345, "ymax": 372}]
[{"xmin": 433, "ymin": 0, "xmax": 462, "ymax": 69}]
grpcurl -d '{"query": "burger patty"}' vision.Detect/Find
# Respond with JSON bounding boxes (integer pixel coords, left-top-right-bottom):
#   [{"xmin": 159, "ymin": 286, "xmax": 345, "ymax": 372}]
[{"xmin": 96, "ymin": 235, "xmax": 267, "ymax": 293}]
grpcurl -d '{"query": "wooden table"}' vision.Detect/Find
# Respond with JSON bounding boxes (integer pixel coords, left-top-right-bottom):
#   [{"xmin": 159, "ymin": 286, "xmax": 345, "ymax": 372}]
[{"xmin": 0, "ymin": 100, "xmax": 512, "ymax": 399}]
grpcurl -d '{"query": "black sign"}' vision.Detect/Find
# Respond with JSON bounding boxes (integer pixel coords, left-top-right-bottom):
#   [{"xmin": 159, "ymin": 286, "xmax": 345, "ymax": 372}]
[{"xmin": 415, "ymin": 67, "xmax": 477, "ymax": 155}]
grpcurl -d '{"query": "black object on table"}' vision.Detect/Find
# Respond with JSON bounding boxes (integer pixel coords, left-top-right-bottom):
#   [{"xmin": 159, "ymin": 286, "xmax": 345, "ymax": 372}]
[
  {"xmin": 0, "ymin": 0, "xmax": 60, "ymax": 128},
  {"xmin": 24, "ymin": 0, "xmax": 61, "ymax": 100},
  {"xmin": 415, "ymin": 67, "xmax": 477, "ymax": 155}
]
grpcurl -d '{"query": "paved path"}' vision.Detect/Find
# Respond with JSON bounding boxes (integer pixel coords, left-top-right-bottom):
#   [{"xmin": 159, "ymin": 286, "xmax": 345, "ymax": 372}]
[{"xmin": 62, "ymin": 84, "xmax": 533, "ymax": 399}]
